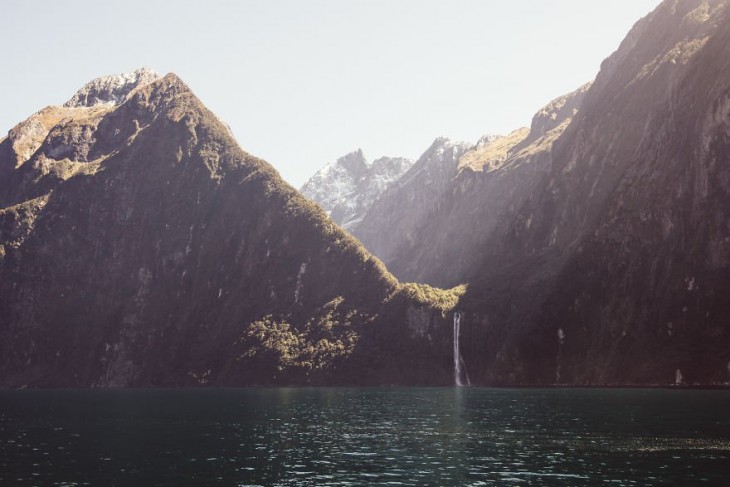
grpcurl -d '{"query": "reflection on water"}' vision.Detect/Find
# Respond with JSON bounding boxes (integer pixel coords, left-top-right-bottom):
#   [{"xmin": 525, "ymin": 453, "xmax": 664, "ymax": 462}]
[{"xmin": 1, "ymin": 387, "xmax": 729, "ymax": 485}]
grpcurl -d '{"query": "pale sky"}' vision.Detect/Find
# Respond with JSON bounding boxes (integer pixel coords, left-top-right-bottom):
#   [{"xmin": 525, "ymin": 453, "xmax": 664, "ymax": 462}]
[{"xmin": 3, "ymin": 0, "xmax": 660, "ymax": 187}]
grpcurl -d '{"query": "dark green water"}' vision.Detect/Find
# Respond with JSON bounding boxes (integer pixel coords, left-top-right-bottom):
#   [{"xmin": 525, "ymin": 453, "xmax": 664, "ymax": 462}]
[{"xmin": 1, "ymin": 388, "xmax": 729, "ymax": 485}]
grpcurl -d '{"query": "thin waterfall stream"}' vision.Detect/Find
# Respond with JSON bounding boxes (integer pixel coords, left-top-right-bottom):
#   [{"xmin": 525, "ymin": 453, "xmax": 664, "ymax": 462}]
[{"xmin": 453, "ymin": 312, "xmax": 470, "ymax": 386}]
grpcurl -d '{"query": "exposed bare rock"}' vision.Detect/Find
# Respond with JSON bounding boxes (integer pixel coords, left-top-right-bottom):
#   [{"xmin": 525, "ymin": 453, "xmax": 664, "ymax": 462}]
[
  {"xmin": 352, "ymin": 137, "xmax": 471, "ymax": 265},
  {"xmin": 64, "ymin": 67, "xmax": 161, "ymax": 108},
  {"xmin": 527, "ymin": 82, "xmax": 591, "ymax": 143},
  {"xmin": 386, "ymin": 83, "xmax": 589, "ymax": 286}
]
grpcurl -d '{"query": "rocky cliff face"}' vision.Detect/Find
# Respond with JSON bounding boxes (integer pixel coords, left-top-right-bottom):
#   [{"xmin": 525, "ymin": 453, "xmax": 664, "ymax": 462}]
[
  {"xmin": 0, "ymin": 70, "xmax": 458, "ymax": 388},
  {"xmin": 452, "ymin": 0, "xmax": 730, "ymax": 386},
  {"xmin": 300, "ymin": 136, "xmax": 473, "ymax": 269},
  {"xmin": 300, "ymin": 150, "xmax": 412, "ymax": 229},
  {"xmin": 387, "ymin": 84, "xmax": 589, "ymax": 286},
  {"xmin": 301, "ymin": 84, "xmax": 589, "ymax": 284},
  {"xmin": 352, "ymin": 137, "xmax": 472, "ymax": 265}
]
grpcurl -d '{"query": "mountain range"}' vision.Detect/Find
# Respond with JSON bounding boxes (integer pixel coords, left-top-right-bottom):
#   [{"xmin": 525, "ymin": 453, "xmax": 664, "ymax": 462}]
[
  {"xmin": 3, "ymin": 0, "xmax": 730, "ymax": 387},
  {"xmin": 302, "ymin": 0, "xmax": 730, "ymax": 385}
]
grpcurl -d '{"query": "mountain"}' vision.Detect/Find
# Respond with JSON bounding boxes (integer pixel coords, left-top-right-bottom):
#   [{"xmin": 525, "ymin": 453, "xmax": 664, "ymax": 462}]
[
  {"xmin": 352, "ymin": 137, "xmax": 472, "ymax": 266},
  {"xmin": 416, "ymin": 0, "xmax": 730, "ymax": 386},
  {"xmin": 297, "ymin": 0, "xmax": 730, "ymax": 387},
  {"xmin": 299, "ymin": 94, "xmax": 586, "ymax": 278},
  {"xmin": 0, "ymin": 70, "xmax": 459, "ymax": 388},
  {"xmin": 388, "ymin": 83, "xmax": 591, "ymax": 286},
  {"xmin": 300, "ymin": 150, "xmax": 412, "ymax": 229}
]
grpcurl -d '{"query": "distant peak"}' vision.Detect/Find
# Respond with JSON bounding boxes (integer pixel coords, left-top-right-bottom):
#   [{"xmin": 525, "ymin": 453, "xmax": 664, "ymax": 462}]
[
  {"xmin": 339, "ymin": 148, "xmax": 365, "ymax": 161},
  {"xmin": 64, "ymin": 67, "xmax": 162, "ymax": 108},
  {"xmin": 334, "ymin": 149, "xmax": 368, "ymax": 171},
  {"xmin": 425, "ymin": 136, "xmax": 472, "ymax": 156},
  {"xmin": 429, "ymin": 135, "xmax": 470, "ymax": 148}
]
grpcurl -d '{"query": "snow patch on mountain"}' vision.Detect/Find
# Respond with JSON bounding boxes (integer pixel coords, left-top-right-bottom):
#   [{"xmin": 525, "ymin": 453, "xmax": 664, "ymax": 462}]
[
  {"xmin": 300, "ymin": 149, "xmax": 413, "ymax": 229},
  {"xmin": 64, "ymin": 67, "xmax": 162, "ymax": 108}
]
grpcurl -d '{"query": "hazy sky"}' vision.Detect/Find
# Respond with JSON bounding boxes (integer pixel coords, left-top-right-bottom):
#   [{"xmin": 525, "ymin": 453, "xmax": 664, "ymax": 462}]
[{"xmin": 3, "ymin": 1, "xmax": 660, "ymax": 187}]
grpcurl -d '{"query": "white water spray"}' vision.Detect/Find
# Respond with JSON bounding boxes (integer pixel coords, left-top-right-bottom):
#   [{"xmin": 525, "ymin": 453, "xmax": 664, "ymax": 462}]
[{"xmin": 453, "ymin": 312, "xmax": 469, "ymax": 386}]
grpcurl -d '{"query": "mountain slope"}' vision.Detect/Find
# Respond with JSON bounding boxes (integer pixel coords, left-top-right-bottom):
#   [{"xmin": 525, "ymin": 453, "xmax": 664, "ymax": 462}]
[
  {"xmin": 301, "ymin": 83, "xmax": 589, "ymax": 284},
  {"xmin": 0, "ymin": 70, "xmax": 458, "ymax": 388},
  {"xmin": 352, "ymin": 137, "xmax": 472, "ymax": 265},
  {"xmin": 454, "ymin": 0, "xmax": 730, "ymax": 386},
  {"xmin": 388, "ymin": 83, "xmax": 590, "ymax": 286}
]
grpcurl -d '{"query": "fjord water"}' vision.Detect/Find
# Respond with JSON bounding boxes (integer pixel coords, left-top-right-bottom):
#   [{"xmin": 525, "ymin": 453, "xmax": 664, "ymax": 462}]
[{"xmin": 1, "ymin": 388, "xmax": 729, "ymax": 485}]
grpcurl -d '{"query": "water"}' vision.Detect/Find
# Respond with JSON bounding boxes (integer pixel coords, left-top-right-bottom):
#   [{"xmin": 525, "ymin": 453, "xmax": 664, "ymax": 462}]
[
  {"xmin": 1, "ymin": 388, "xmax": 730, "ymax": 485},
  {"xmin": 454, "ymin": 312, "xmax": 463, "ymax": 386},
  {"xmin": 453, "ymin": 312, "xmax": 470, "ymax": 386}
]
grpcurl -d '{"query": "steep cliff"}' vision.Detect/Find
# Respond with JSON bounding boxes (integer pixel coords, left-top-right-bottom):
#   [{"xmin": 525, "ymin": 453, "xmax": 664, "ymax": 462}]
[
  {"xmin": 353, "ymin": 137, "xmax": 472, "ymax": 265},
  {"xmin": 388, "ymin": 84, "xmax": 590, "ymax": 286},
  {"xmin": 456, "ymin": 0, "xmax": 730, "ymax": 386},
  {"xmin": 0, "ymin": 70, "xmax": 457, "ymax": 388}
]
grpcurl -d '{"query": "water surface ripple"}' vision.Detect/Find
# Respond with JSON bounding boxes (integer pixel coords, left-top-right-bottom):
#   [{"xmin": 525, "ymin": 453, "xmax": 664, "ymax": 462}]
[{"xmin": 1, "ymin": 387, "xmax": 729, "ymax": 485}]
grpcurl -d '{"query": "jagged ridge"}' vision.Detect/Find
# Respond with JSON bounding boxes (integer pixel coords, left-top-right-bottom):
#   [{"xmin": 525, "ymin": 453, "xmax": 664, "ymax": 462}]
[{"xmin": 300, "ymin": 149, "xmax": 413, "ymax": 229}]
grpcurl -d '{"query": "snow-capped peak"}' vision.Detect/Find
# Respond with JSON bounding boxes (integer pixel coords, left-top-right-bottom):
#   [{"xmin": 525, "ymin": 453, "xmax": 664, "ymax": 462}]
[
  {"xmin": 300, "ymin": 150, "xmax": 413, "ymax": 229},
  {"xmin": 64, "ymin": 67, "xmax": 162, "ymax": 108}
]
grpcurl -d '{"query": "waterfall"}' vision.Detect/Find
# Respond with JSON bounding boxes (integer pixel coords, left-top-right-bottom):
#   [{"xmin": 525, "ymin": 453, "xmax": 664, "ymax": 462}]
[{"xmin": 453, "ymin": 312, "xmax": 469, "ymax": 386}]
